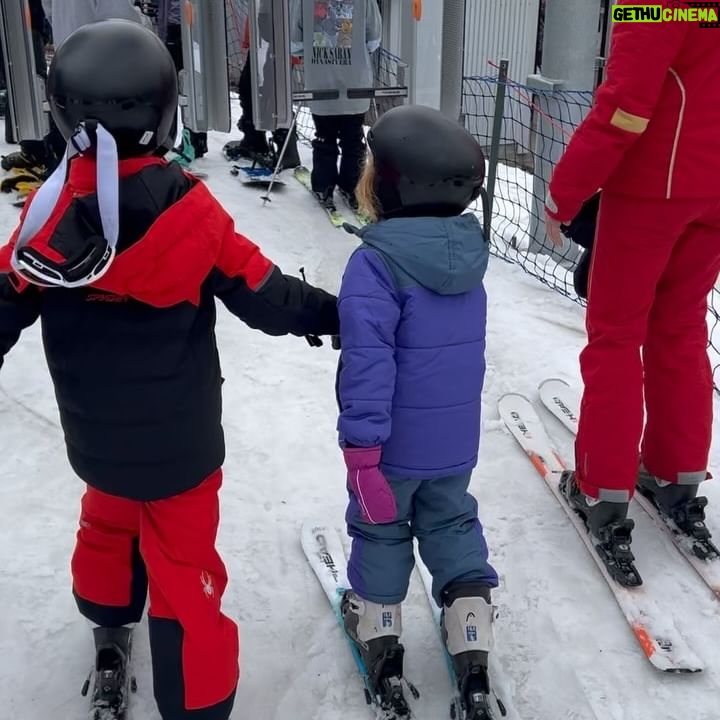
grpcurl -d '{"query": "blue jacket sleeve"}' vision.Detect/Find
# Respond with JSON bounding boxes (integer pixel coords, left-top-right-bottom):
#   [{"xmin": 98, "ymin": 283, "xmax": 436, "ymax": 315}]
[{"xmin": 337, "ymin": 248, "xmax": 401, "ymax": 447}]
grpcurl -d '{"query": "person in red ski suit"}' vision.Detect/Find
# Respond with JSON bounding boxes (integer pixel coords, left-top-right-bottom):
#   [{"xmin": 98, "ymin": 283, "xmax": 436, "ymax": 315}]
[
  {"xmin": 0, "ymin": 20, "xmax": 338, "ymax": 720},
  {"xmin": 544, "ymin": 0, "xmax": 720, "ymax": 547}
]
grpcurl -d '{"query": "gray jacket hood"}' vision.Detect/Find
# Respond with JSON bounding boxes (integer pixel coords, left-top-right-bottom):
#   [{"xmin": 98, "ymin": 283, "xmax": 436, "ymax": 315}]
[{"xmin": 353, "ymin": 214, "xmax": 489, "ymax": 295}]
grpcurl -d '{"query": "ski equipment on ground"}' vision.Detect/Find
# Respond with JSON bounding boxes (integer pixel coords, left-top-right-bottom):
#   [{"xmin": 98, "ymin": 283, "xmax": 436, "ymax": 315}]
[
  {"xmin": 301, "ymin": 522, "xmax": 418, "ymax": 718},
  {"xmin": 413, "ymin": 547, "xmax": 513, "ymax": 720},
  {"xmin": 498, "ymin": 391, "xmax": 703, "ymax": 673},
  {"xmin": 538, "ymin": 378, "xmax": 720, "ymax": 600}
]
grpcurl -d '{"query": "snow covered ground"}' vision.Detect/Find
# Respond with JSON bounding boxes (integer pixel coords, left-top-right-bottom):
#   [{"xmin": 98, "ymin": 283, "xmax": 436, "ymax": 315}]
[{"xmin": 1, "ymin": 120, "xmax": 720, "ymax": 720}]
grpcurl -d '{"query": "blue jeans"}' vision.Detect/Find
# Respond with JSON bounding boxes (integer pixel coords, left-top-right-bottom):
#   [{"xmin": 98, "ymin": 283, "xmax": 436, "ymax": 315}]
[{"xmin": 346, "ymin": 472, "xmax": 498, "ymax": 605}]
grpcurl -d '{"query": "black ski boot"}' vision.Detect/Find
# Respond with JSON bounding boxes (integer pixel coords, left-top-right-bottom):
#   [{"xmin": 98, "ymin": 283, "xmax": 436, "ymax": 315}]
[
  {"xmin": 272, "ymin": 127, "xmax": 301, "ymax": 170},
  {"xmin": 314, "ymin": 188, "xmax": 338, "ymax": 213},
  {"xmin": 441, "ymin": 581, "xmax": 501, "ymax": 720},
  {"xmin": 637, "ymin": 469, "xmax": 719, "ymax": 560},
  {"xmin": 560, "ymin": 470, "xmax": 642, "ymax": 587},
  {"xmin": 338, "ymin": 188, "xmax": 360, "ymax": 212},
  {"xmin": 81, "ymin": 626, "xmax": 136, "ymax": 720},
  {"xmin": 341, "ymin": 591, "xmax": 417, "ymax": 716}
]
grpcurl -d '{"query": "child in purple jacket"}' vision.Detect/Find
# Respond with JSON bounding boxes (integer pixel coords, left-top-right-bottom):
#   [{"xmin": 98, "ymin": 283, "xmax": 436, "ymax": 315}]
[{"xmin": 336, "ymin": 104, "xmax": 498, "ymax": 718}]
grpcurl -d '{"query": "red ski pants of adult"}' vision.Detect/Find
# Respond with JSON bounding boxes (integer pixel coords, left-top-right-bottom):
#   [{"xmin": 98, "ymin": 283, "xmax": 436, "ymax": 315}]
[
  {"xmin": 575, "ymin": 193, "xmax": 720, "ymax": 500},
  {"xmin": 71, "ymin": 469, "xmax": 239, "ymax": 720}
]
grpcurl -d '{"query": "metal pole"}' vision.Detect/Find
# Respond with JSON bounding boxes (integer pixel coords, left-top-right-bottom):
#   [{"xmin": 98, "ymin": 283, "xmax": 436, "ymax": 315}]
[
  {"xmin": 260, "ymin": 111, "xmax": 298, "ymax": 204},
  {"xmin": 527, "ymin": 0, "xmax": 603, "ymax": 258},
  {"xmin": 485, "ymin": 59, "xmax": 509, "ymax": 218},
  {"xmin": 438, "ymin": 0, "xmax": 466, "ymax": 121}
]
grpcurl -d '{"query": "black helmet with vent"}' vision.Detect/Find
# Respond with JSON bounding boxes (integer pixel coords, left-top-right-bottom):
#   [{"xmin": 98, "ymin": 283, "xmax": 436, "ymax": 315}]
[
  {"xmin": 47, "ymin": 20, "xmax": 178, "ymax": 158},
  {"xmin": 367, "ymin": 104, "xmax": 485, "ymax": 219}
]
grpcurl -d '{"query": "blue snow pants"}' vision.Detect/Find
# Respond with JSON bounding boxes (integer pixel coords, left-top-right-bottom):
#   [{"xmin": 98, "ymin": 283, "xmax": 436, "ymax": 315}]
[{"xmin": 346, "ymin": 472, "xmax": 498, "ymax": 605}]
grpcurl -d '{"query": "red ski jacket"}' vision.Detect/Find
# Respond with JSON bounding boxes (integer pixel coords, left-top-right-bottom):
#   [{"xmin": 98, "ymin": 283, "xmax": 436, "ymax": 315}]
[{"xmin": 546, "ymin": 2, "xmax": 720, "ymax": 223}]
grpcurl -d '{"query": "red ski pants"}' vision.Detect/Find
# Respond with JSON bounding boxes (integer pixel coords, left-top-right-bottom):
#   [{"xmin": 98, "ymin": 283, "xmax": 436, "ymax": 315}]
[
  {"xmin": 71, "ymin": 470, "xmax": 239, "ymax": 720},
  {"xmin": 576, "ymin": 193, "xmax": 720, "ymax": 500}
]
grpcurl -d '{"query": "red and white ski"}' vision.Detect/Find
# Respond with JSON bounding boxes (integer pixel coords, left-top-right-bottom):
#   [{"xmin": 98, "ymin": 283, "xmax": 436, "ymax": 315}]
[
  {"xmin": 538, "ymin": 377, "xmax": 720, "ymax": 600},
  {"xmin": 498, "ymin": 391, "xmax": 703, "ymax": 673}
]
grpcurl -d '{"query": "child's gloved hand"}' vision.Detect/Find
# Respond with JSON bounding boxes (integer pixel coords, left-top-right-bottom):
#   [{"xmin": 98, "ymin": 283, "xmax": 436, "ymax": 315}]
[{"xmin": 343, "ymin": 446, "xmax": 397, "ymax": 525}]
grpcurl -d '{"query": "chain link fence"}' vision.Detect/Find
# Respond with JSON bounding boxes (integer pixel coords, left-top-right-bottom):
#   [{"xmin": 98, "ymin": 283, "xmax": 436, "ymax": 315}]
[{"xmin": 463, "ymin": 65, "xmax": 720, "ymax": 387}]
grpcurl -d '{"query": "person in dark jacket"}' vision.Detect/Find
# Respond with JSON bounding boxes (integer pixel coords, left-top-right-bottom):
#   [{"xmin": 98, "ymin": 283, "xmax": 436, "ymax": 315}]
[
  {"xmin": 0, "ymin": 21, "xmax": 338, "ymax": 720},
  {"xmin": 335, "ymin": 105, "xmax": 498, "ymax": 718}
]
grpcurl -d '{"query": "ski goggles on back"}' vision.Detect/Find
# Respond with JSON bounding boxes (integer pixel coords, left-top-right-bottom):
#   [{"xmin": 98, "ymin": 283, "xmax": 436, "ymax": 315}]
[
  {"xmin": 10, "ymin": 122, "xmax": 119, "ymax": 289},
  {"xmin": 12, "ymin": 236, "xmax": 115, "ymax": 289}
]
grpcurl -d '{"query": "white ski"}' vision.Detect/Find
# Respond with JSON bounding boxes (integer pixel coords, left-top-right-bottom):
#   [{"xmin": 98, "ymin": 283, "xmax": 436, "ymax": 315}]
[
  {"xmin": 498, "ymin": 392, "xmax": 703, "ymax": 673},
  {"xmin": 413, "ymin": 548, "xmax": 520, "ymax": 719},
  {"xmin": 538, "ymin": 377, "xmax": 720, "ymax": 600},
  {"xmin": 301, "ymin": 522, "xmax": 415, "ymax": 719}
]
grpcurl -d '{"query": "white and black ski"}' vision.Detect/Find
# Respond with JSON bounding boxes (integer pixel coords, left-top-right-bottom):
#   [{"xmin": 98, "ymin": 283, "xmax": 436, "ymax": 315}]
[
  {"xmin": 301, "ymin": 522, "xmax": 417, "ymax": 719},
  {"xmin": 498, "ymin": 392, "xmax": 703, "ymax": 673},
  {"xmin": 413, "ymin": 549, "xmax": 519, "ymax": 720},
  {"xmin": 538, "ymin": 378, "xmax": 720, "ymax": 600}
]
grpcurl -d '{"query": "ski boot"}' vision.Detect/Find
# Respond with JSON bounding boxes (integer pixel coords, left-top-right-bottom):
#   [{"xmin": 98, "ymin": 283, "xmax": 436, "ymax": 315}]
[
  {"xmin": 337, "ymin": 188, "xmax": 358, "ymax": 211},
  {"xmin": 81, "ymin": 626, "xmax": 136, "ymax": 720},
  {"xmin": 441, "ymin": 581, "xmax": 502, "ymax": 720},
  {"xmin": 314, "ymin": 188, "xmax": 339, "ymax": 213},
  {"xmin": 637, "ymin": 469, "xmax": 719, "ymax": 560},
  {"xmin": 341, "ymin": 591, "xmax": 417, "ymax": 717},
  {"xmin": 559, "ymin": 470, "xmax": 642, "ymax": 587},
  {"xmin": 271, "ymin": 127, "xmax": 301, "ymax": 170}
]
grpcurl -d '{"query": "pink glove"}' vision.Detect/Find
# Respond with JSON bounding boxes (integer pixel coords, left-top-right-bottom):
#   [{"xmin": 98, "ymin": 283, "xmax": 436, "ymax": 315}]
[{"xmin": 343, "ymin": 446, "xmax": 397, "ymax": 525}]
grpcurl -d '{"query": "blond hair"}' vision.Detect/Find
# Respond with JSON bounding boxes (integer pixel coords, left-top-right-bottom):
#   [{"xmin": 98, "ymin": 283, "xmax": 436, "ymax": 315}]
[{"xmin": 355, "ymin": 153, "xmax": 380, "ymax": 223}]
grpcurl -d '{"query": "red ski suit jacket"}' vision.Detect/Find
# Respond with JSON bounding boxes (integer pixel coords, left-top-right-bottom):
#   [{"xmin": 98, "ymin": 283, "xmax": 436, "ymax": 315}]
[{"xmin": 546, "ymin": 3, "xmax": 720, "ymax": 223}]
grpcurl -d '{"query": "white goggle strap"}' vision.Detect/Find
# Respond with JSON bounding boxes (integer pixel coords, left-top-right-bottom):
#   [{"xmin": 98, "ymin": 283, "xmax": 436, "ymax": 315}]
[{"xmin": 11, "ymin": 123, "xmax": 120, "ymax": 286}]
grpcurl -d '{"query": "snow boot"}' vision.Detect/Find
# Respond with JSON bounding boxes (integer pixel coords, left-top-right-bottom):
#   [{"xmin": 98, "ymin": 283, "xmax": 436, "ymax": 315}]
[
  {"xmin": 341, "ymin": 591, "xmax": 414, "ymax": 715},
  {"xmin": 82, "ymin": 626, "xmax": 136, "ymax": 719},
  {"xmin": 637, "ymin": 468, "xmax": 718, "ymax": 559},
  {"xmin": 441, "ymin": 581, "xmax": 496, "ymax": 720},
  {"xmin": 560, "ymin": 470, "xmax": 641, "ymax": 586}
]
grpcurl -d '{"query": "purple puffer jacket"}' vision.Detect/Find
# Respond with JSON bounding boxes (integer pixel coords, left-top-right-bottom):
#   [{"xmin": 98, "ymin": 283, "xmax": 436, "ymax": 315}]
[{"xmin": 337, "ymin": 213, "xmax": 489, "ymax": 477}]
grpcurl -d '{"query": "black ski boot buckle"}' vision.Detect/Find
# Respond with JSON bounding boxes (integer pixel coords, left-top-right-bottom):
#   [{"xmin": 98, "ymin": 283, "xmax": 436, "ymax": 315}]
[
  {"xmin": 672, "ymin": 496, "xmax": 720, "ymax": 560},
  {"xmin": 596, "ymin": 519, "xmax": 643, "ymax": 587},
  {"xmin": 370, "ymin": 644, "xmax": 419, "ymax": 717}
]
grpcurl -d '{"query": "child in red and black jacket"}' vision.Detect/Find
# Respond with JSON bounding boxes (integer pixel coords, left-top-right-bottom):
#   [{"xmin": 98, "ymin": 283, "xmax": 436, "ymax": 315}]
[{"xmin": 0, "ymin": 21, "xmax": 338, "ymax": 720}]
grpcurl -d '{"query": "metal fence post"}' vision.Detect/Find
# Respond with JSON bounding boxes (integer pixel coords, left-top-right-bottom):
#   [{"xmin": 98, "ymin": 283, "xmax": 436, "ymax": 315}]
[{"xmin": 485, "ymin": 59, "xmax": 509, "ymax": 217}]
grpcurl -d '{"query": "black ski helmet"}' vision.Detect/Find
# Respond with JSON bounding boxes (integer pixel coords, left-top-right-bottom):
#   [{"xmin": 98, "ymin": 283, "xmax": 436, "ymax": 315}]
[
  {"xmin": 47, "ymin": 20, "xmax": 178, "ymax": 158},
  {"xmin": 367, "ymin": 105, "xmax": 485, "ymax": 218}
]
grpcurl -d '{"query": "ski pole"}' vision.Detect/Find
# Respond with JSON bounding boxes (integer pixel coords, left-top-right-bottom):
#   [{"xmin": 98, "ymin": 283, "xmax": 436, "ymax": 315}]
[{"xmin": 261, "ymin": 111, "xmax": 299, "ymax": 205}]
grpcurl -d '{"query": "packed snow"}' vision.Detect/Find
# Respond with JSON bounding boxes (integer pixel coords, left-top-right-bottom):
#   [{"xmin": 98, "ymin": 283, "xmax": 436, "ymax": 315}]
[{"xmin": 1, "ymin": 118, "xmax": 719, "ymax": 720}]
